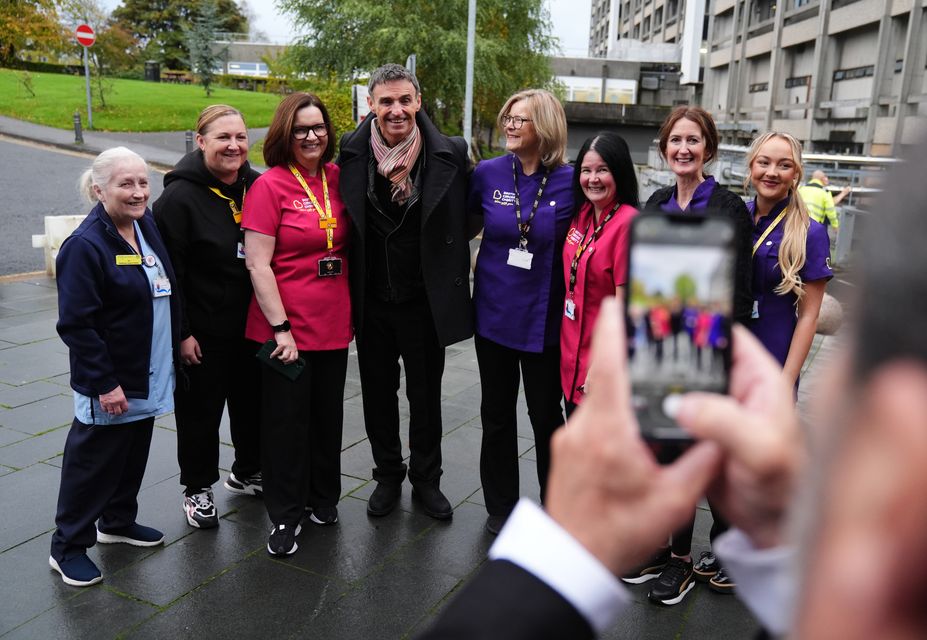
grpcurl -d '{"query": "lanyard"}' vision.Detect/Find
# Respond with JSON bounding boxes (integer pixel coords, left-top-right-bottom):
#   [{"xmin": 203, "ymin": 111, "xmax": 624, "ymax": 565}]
[
  {"xmin": 288, "ymin": 163, "xmax": 336, "ymax": 252},
  {"xmin": 512, "ymin": 158, "xmax": 549, "ymax": 249},
  {"xmin": 568, "ymin": 202, "xmax": 620, "ymax": 296},
  {"xmin": 208, "ymin": 185, "xmax": 246, "ymax": 224},
  {"xmin": 752, "ymin": 209, "xmax": 787, "ymax": 256}
]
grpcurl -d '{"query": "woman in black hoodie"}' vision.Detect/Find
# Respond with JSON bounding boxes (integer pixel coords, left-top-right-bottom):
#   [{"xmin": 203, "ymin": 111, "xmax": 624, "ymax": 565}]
[{"xmin": 153, "ymin": 105, "xmax": 263, "ymax": 529}]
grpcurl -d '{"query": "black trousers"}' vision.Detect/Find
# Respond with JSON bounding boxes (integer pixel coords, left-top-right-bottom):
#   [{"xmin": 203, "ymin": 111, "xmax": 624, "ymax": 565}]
[
  {"xmin": 475, "ymin": 334, "xmax": 564, "ymax": 515},
  {"xmin": 175, "ymin": 334, "xmax": 261, "ymax": 491},
  {"xmin": 50, "ymin": 416, "xmax": 154, "ymax": 561},
  {"xmin": 260, "ymin": 348, "xmax": 347, "ymax": 527},
  {"xmin": 671, "ymin": 503, "xmax": 730, "ymax": 556},
  {"xmin": 357, "ymin": 296, "xmax": 445, "ymax": 487}
]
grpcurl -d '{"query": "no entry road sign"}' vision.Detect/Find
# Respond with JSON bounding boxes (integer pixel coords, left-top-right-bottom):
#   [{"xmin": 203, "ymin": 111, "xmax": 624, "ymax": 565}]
[{"xmin": 75, "ymin": 24, "xmax": 95, "ymax": 47}]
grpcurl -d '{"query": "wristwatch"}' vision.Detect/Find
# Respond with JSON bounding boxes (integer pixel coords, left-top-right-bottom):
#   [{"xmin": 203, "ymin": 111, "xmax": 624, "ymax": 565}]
[{"xmin": 271, "ymin": 319, "xmax": 291, "ymax": 333}]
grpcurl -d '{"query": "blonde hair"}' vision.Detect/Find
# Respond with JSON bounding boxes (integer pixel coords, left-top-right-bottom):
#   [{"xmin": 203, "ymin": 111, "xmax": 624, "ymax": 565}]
[
  {"xmin": 497, "ymin": 89, "xmax": 567, "ymax": 169},
  {"xmin": 195, "ymin": 104, "xmax": 245, "ymax": 135},
  {"xmin": 77, "ymin": 146, "xmax": 147, "ymax": 204},
  {"xmin": 744, "ymin": 132, "xmax": 810, "ymax": 300}
]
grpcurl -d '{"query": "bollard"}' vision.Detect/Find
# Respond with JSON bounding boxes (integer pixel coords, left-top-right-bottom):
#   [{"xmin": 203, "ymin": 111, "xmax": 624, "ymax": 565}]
[
  {"xmin": 185, "ymin": 130, "xmax": 194, "ymax": 153},
  {"xmin": 73, "ymin": 111, "xmax": 84, "ymax": 144}
]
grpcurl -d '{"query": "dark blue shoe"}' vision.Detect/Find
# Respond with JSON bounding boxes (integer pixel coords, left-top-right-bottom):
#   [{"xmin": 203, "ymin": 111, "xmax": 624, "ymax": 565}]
[
  {"xmin": 49, "ymin": 554, "xmax": 102, "ymax": 587},
  {"xmin": 96, "ymin": 523, "xmax": 164, "ymax": 547}
]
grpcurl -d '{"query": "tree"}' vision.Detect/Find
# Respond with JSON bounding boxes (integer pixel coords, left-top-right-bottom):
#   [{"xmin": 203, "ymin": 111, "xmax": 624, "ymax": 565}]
[
  {"xmin": 277, "ymin": 0, "xmax": 557, "ymax": 138},
  {"xmin": 0, "ymin": 0, "xmax": 66, "ymax": 65},
  {"xmin": 186, "ymin": 0, "xmax": 227, "ymax": 95},
  {"xmin": 674, "ymin": 273, "xmax": 697, "ymax": 303},
  {"xmin": 112, "ymin": 0, "xmax": 247, "ymax": 70},
  {"xmin": 58, "ymin": 0, "xmax": 141, "ymax": 107}
]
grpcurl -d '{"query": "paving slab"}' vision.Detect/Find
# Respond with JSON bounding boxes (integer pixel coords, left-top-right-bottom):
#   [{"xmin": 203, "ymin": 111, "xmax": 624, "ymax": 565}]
[
  {"xmin": 0, "ymin": 423, "xmax": 69, "ymax": 468},
  {"xmin": 0, "ymin": 462, "xmax": 59, "ymax": 554},
  {"xmin": 0, "ymin": 392, "xmax": 73, "ymax": 435},
  {"xmin": 0, "ymin": 380, "xmax": 69, "ymax": 409},
  {"xmin": 0, "ymin": 341, "xmax": 70, "ymax": 386}
]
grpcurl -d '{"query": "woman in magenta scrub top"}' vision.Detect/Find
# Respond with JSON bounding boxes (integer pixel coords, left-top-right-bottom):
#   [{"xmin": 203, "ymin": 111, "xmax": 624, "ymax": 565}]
[
  {"xmin": 560, "ymin": 132, "xmax": 639, "ymax": 416},
  {"xmin": 745, "ymin": 132, "xmax": 832, "ymax": 388},
  {"xmin": 242, "ymin": 93, "xmax": 352, "ymax": 556}
]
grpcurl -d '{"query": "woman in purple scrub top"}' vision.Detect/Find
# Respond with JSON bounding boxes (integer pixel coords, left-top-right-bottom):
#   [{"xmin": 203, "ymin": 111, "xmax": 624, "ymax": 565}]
[
  {"xmin": 468, "ymin": 89, "xmax": 573, "ymax": 535},
  {"xmin": 745, "ymin": 132, "xmax": 833, "ymax": 388}
]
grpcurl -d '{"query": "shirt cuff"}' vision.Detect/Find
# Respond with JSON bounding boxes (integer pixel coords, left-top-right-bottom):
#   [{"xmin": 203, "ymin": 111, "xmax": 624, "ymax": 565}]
[
  {"xmin": 714, "ymin": 528, "xmax": 797, "ymax": 636},
  {"xmin": 489, "ymin": 498, "xmax": 630, "ymax": 634}
]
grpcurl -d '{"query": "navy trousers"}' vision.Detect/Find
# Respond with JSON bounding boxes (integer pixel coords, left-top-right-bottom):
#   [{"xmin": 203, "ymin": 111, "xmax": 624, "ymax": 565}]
[{"xmin": 50, "ymin": 416, "xmax": 154, "ymax": 561}]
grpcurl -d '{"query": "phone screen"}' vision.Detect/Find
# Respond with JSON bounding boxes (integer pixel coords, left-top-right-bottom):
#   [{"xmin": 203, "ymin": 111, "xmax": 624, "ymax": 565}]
[{"xmin": 628, "ymin": 214, "xmax": 736, "ymax": 441}]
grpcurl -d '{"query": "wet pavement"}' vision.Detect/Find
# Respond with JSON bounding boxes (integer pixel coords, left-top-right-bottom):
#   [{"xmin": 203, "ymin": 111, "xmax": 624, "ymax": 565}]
[{"xmin": 0, "ymin": 116, "xmax": 842, "ymax": 638}]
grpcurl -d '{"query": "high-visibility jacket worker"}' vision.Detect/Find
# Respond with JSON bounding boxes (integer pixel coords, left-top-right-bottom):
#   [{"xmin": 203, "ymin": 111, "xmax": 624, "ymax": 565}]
[{"xmin": 799, "ymin": 170, "xmax": 849, "ymax": 229}]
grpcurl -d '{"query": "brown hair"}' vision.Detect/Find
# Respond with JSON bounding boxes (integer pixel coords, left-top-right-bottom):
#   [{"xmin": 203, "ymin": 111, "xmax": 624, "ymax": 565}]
[
  {"xmin": 657, "ymin": 105, "xmax": 719, "ymax": 166},
  {"xmin": 195, "ymin": 104, "xmax": 245, "ymax": 135},
  {"xmin": 262, "ymin": 93, "xmax": 336, "ymax": 168},
  {"xmin": 497, "ymin": 89, "xmax": 568, "ymax": 169}
]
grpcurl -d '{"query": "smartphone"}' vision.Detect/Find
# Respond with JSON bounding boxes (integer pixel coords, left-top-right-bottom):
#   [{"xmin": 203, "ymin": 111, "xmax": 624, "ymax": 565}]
[
  {"xmin": 626, "ymin": 211, "xmax": 737, "ymax": 442},
  {"xmin": 255, "ymin": 339, "xmax": 306, "ymax": 382}
]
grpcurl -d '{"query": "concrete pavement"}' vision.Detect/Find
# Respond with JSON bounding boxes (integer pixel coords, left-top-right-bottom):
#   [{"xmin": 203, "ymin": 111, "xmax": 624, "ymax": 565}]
[{"xmin": 0, "ymin": 115, "xmax": 842, "ymax": 638}]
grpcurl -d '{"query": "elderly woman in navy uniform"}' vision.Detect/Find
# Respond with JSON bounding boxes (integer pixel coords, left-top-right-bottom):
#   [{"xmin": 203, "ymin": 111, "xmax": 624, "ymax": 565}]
[{"xmin": 49, "ymin": 147, "xmax": 179, "ymax": 587}]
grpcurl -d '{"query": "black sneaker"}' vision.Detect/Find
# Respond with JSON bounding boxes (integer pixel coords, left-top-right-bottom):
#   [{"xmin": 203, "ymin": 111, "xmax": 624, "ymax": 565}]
[
  {"xmin": 224, "ymin": 471, "xmax": 262, "ymax": 496},
  {"xmin": 367, "ymin": 482, "xmax": 401, "ymax": 517},
  {"xmin": 309, "ymin": 505, "xmax": 338, "ymax": 526},
  {"xmin": 412, "ymin": 484, "xmax": 453, "ymax": 520},
  {"xmin": 648, "ymin": 557, "xmax": 695, "ymax": 606},
  {"xmin": 267, "ymin": 523, "xmax": 301, "ymax": 556},
  {"xmin": 621, "ymin": 547, "xmax": 670, "ymax": 584},
  {"xmin": 693, "ymin": 550, "xmax": 720, "ymax": 582},
  {"xmin": 183, "ymin": 489, "xmax": 219, "ymax": 529},
  {"xmin": 709, "ymin": 567, "xmax": 736, "ymax": 594}
]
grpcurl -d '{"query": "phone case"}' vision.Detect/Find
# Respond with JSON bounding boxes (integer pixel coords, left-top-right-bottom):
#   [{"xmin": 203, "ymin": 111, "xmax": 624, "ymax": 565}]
[{"xmin": 255, "ymin": 339, "xmax": 306, "ymax": 382}]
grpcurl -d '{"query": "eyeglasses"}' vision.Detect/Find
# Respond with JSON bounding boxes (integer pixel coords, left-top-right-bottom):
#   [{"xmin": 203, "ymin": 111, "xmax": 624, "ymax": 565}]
[
  {"xmin": 292, "ymin": 124, "xmax": 328, "ymax": 140},
  {"xmin": 501, "ymin": 115, "xmax": 532, "ymax": 129}
]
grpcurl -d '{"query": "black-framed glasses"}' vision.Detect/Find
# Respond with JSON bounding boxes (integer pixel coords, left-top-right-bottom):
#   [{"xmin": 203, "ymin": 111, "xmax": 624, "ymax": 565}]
[
  {"xmin": 292, "ymin": 124, "xmax": 328, "ymax": 140},
  {"xmin": 501, "ymin": 115, "xmax": 532, "ymax": 129}
]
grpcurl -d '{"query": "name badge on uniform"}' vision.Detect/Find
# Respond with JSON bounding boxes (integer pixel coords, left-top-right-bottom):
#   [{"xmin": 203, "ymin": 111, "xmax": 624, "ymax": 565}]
[
  {"xmin": 507, "ymin": 248, "xmax": 533, "ymax": 270},
  {"xmin": 565, "ymin": 298, "xmax": 576, "ymax": 320},
  {"xmin": 751, "ymin": 300, "xmax": 760, "ymax": 319},
  {"xmin": 116, "ymin": 254, "xmax": 142, "ymax": 266},
  {"xmin": 318, "ymin": 256, "xmax": 343, "ymax": 277},
  {"xmin": 237, "ymin": 241, "xmax": 246, "ymax": 259},
  {"xmin": 153, "ymin": 277, "xmax": 172, "ymax": 298}
]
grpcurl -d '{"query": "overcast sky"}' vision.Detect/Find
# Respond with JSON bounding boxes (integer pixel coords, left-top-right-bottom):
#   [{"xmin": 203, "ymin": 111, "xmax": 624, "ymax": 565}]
[{"xmin": 99, "ymin": 0, "xmax": 592, "ymax": 56}]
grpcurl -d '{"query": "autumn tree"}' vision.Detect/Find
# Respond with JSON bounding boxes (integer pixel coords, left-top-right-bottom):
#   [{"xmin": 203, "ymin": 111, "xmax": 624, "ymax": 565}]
[
  {"xmin": 277, "ymin": 0, "xmax": 557, "ymax": 139},
  {"xmin": 112, "ymin": 0, "xmax": 247, "ymax": 70},
  {"xmin": 0, "ymin": 0, "xmax": 66, "ymax": 65}
]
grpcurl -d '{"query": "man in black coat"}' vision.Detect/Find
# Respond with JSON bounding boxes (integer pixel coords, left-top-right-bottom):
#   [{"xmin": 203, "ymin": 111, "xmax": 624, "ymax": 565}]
[{"xmin": 338, "ymin": 63, "xmax": 473, "ymax": 520}]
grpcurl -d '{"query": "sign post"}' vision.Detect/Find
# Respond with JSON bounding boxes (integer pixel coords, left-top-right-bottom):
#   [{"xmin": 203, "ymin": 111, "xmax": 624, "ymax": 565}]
[{"xmin": 74, "ymin": 24, "xmax": 95, "ymax": 129}]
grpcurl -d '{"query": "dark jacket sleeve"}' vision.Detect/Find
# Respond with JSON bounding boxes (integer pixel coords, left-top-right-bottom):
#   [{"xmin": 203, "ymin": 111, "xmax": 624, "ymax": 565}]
[
  {"xmin": 644, "ymin": 185, "xmax": 675, "ymax": 210},
  {"xmin": 416, "ymin": 560, "xmax": 595, "ymax": 640},
  {"xmin": 709, "ymin": 187, "xmax": 754, "ymax": 324},
  {"xmin": 152, "ymin": 187, "xmax": 193, "ymax": 340},
  {"xmin": 56, "ymin": 235, "xmax": 120, "ymax": 396}
]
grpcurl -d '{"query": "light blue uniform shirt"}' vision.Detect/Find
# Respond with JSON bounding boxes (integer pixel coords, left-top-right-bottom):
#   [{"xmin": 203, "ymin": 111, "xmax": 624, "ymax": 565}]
[{"xmin": 74, "ymin": 220, "xmax": 175, "ymax": 425}]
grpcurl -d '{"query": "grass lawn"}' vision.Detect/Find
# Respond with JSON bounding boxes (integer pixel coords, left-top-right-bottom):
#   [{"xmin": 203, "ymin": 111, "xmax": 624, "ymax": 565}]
[{"xmin": 0, "ymin": 68, "xmax": 284, "ymax": 131}]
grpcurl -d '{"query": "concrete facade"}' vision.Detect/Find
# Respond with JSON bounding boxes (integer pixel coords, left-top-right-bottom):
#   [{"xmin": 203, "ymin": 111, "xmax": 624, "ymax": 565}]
[{"xmin": 588, "ymin": 0, "xmax": 927, "ymax": 156}]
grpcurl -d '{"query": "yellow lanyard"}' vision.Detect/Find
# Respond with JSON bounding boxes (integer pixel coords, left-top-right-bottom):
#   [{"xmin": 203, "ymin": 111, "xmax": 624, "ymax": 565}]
[
  {"xmin": 752, "ymin": 209, "xmax": 787, "ymax": 257},
  {"xmin": 288, "ymin": 163, "xmax": 335, "ymax": 251},
  {"xmin": 208, "ymin": 186, "xmax": 245, "ymax": 224}
]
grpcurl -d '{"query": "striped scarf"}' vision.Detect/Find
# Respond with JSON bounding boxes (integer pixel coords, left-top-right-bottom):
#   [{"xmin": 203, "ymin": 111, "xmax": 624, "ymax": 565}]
[{"xmin": 370, "ymin": 119, "xmax": 422, "ymax": 204}]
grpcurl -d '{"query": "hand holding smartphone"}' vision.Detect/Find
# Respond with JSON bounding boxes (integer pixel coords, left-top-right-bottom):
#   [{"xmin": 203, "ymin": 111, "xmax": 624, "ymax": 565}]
[{"xmin": 626, "ymin": 211, "xmax": 738, "ymax": 442}]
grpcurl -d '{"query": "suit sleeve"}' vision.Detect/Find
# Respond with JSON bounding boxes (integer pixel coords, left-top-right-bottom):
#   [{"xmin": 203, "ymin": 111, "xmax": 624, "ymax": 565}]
[{"xmin": 416, "ymin": 560, "xmax": 595, "ymax": 640}]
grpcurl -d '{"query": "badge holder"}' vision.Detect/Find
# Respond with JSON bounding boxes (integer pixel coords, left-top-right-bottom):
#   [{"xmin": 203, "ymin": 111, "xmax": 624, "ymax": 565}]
[
  {"xmin": 318, "ymin": 254, "xmax": 343, "ymax": 277},
  {"xmin": 507, "ymin": 236, "xmax": 534, "ymax": 270}
]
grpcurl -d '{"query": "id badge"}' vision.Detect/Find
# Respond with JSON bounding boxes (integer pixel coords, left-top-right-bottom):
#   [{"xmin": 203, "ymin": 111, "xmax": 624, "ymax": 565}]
[
  {"xmin": 153, "ymin": 277, "xmax": 172, "ymax": 297},
  {"xmin": 751, "ymin": 300, "xmax": 760, "ymax": 319},
  {"xmin": 507, "ymin": 247, "xmax": 533, "ymax": 270},
  {"xmin": 318, "ymin": 256, "xmax": 343, "ymax": 277},
  {"xmin": 564, "ymin": 298, "xmax": 576, "ymax": 320},
  {"xmin": 236, "ymin": 241, "xmax": 246, "ymax": 259}
]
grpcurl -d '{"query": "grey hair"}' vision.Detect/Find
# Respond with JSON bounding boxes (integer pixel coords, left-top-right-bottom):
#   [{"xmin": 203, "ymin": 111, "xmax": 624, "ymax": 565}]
[
  {"xmin": 78, "ymin": 146, "xmax": 148, "ymax": 203},
  {"xmin": 368, "ymin": 63, "xmax": 420, "ymax": 95}
]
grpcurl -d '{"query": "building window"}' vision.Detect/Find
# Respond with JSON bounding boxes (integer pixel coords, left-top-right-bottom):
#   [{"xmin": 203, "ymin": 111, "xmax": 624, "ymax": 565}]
[
  {"xmin": 794, "ymin": 0, "xmax": 810, "ymax": 7},
  {"xmin": 749, "ymin": 82, "xmax": 769, "ymax": 92},
  {"xmin": 894, "ymin": 59, "xmax": 903, "ymax": 73},
  {"xmin": 784, "ymin": 75, "xmax": 810, "ymax": 88},
  {"xmin": 655, "ymin": 7, "xmax": 663, "ymax": 25},
  {"xmin": 633, "ymin": 23, "xmax": 640, "ymax": 38},
  {"xmin": 832, "ymin": 65, "xmax": 874, "ymax": 81},
  {"xmin": 643, "ymin": 15, "xmax": 651, "ymax": 34}
]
